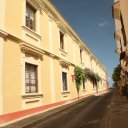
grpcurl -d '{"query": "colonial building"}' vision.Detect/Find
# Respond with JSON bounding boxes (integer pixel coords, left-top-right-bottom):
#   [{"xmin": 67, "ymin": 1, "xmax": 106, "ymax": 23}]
[
  {"xmin": 112, "ymin": 0, "xmax": 128, "ymax": 88},
  {"xmin": 0, "ymin": 0, "xmax": 108, "ymax": 115}
]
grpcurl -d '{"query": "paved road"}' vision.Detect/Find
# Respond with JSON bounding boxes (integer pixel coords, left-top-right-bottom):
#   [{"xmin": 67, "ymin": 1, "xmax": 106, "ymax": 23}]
[{"xmin": 2, "ymin": 91, "xmax": 113, "ymax": 128}]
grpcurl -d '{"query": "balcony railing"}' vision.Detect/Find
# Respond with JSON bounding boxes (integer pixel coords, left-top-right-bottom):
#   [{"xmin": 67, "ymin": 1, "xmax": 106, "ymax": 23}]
[{"xmin": 112, "ymin": 1, "xmax": 120, "ymax": 20}]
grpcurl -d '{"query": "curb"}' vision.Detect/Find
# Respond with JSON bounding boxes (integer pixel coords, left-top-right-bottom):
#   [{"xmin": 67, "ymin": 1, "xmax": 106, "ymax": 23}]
[{"xmin": 0, "ymin": 90, "xmax": 108, "ymax": 127}]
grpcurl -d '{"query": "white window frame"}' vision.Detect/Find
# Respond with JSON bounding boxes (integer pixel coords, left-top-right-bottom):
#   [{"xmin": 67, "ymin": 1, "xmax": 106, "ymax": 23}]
[
  {"xmin": 62, "ymin": 71, "xmax": 68, "ymax": 91},
  {"xmin": 58, "ymin": 28, "xmax": 67, "ymax": 53},
  {"xmin": 60, "ymin": 66, "xmax": 69, "ymax": 92},
  {"xmin": 60, "ymin": 31, "xmax": 65, "ymax": 50},
  {"xmin": 21, "ymin": 53, "xmax": 42, "ymax": 95},
  {"xmin": 25, "ymin": 63, "xmax": 38, "ymax": 93},
  {"xmin": 22, "ymin": 0, "xmax": 41, "ymax": 34}
]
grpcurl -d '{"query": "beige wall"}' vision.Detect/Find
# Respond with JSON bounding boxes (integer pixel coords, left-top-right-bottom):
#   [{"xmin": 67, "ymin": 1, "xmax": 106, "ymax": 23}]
[
  {"xmin": 0, "ymin": 0, "xmax": 6, "ymax": 114},
  {"xmin": 54, "ymin": 59, "xmax": 62, "ymax": 102},
  {"xmin": 41, "ymin": 12, "xmax": 50, "ymax": 51},
  {"xmin": 3, "ymin": 38, "xmax": 22, "ymax": 113},
  {"xmin": 114, "ymin": 0, "xmax": 128, "ymax": 50},
  {"xmin": 0, "ymin": 38, "xmax": 4, "ymax": 115},
  {"xmin": 0, "ymin": 0, "xmax": 5, "ymax": 29},
  {"xmin": 120, "ymin": 0, "xmax": 128, "ymax": 41},
  {"xmin": 41, "ymin": 55, "xmax": 52, "ymax": 105},
  {"xmin": 5, "ymin": 0, "xmax": 22, "ymax": 36},
  {"xmin": 0, "ymin": 0, "xmax": 107, "ymax": 114}
]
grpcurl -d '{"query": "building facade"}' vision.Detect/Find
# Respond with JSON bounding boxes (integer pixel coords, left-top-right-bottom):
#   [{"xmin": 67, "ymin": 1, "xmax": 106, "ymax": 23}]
[
  {"xmin": 0, "ymin": 0, "xmax": 108, "ymax": 115},
  {"xmin": 112, "ymin": 0, "xmax": 128, "ymax": 88}
]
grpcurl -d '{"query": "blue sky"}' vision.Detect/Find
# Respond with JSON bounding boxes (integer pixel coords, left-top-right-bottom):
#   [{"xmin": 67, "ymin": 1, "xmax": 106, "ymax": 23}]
[{"xmin": 51, "ymin": 0, "xmax": 119, "ymax": 86}]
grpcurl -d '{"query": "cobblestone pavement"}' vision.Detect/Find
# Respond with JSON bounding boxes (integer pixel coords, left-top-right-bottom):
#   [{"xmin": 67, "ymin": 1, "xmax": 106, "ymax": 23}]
[{"xmin": 99, "ymin": 90, "xmax": 128, "ymax": 128}]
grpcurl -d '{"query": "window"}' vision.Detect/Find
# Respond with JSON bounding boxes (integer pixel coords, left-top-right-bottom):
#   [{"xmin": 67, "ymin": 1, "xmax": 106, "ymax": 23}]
[
  {"xmin": 83, "ymin": 79, "xmax": 85, "ymax": 90},
  {"xmin": 26, "ymin": 3, "xmax": 36, "ymax": 31},
  {"xmin": 25, "ymin": 63, "xmax": 38, "ymax": 93},
  {"xmin": 60, "ymin": 31, "xmax": 64, "ymax": 49},
  {"xmin": 80, "ymin": 48, "xmax": 82, "ymax": 62},
  {"xmin": 62, "ymin": 72, "xmax": 67, "ymax": 91}
]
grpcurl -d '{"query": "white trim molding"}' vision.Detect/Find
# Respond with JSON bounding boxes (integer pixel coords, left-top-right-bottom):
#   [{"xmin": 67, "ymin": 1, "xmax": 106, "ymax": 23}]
[
  {"xmin": 60, "ymin": 64, "xmax": 70, "ymax": 100},
  {"xmin": 20, "ymin": 42, "xmax": 43, "ymax": 110}
]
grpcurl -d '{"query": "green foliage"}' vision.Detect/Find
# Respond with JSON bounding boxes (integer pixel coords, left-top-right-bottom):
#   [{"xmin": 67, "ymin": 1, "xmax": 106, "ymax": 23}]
[
  {"xmin": 89, "ymin": 73, "xmax": 95, "ymax": 82},
  {"xmin": 94, "ymin": 73, "xmax": 101, "ymax": 83},
  {"xmin": 94, "ymin": 73, "xmax": 101, "ymax": 93},
  {"xmin": 85, "ymin": 69, "xmax": 95, "ymax": 82},
  {"xmin": 74, "ymin": 67, "xmax": 101, "ymax": 96},
  {"xmin": 74, "ymin": 66, "xmax": 85, "ymax": 98},
  {"xmin": 85, "ymin": 70, "xmax": 101, "ymax": 86},
  {"xmin": 112, "ymin": 65, "xmax": 121, "ymax": 83},
  {"xmin": 121, "ymin": 84, "xmax": 128, "ymax": 96},
  {"xmin": 85, "ymin": 69, "xmax": 101, "ymax": 93},
  {"xmin": 112, "ymin": 82, "xmax": 118, "ymax": 88}
]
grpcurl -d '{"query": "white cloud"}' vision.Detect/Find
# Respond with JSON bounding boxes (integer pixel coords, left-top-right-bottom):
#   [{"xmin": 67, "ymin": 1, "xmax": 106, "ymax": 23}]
[{"xmin": 98, "ymin": 21, "xmax": 108, "ymax": 27}]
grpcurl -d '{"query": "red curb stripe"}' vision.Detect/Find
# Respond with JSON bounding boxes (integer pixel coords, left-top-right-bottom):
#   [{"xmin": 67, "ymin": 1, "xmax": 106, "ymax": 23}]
[
  {"xmin": 0, "ymin": 98, "xmax": 79, "ymax": 124},
  {"xmin": 0, "ymin": 90, "xmax": 107, "ymax": 125},
  {"xmin": 0, "ymin": 100, "xmax": 70, "ymax": 124}
]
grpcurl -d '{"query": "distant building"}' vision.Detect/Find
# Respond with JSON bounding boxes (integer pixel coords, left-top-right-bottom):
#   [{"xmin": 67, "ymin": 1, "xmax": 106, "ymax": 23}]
[
  {"xmin": 112, "ymin": 0, "xmax": 128, "ymax": 88},
  {"xmin": 0, "ymin": 0, "xmax": 108, "ymax": 115}
]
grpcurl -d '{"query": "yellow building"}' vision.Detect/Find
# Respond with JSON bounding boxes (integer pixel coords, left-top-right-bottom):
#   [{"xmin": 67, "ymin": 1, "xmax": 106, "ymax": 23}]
[
  {"xmin": 112, "ymin": 0, "xmax": 128, "ymax": 87},
  {"xmin": 0, "ymin": 0, "xmax": 108, "ymax": 115}
]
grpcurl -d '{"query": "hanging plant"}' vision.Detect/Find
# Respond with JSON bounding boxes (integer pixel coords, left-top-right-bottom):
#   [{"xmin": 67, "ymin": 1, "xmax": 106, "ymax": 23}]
[
  {"xmin": 112, "ymin": 65, "xmax": 121, "ymax": 84},
  {"xmin": 74, "ymin": 66, "xmax": 85, "ymax": 98},
  {"xmin": 85, "ymin": 68, "xmax": 101, "ymax": 93},
  {"xmin": 94, "ymin": 73, "xmax": 101, "ymax": 93},
  {"xmin": 85, "ymin": 68, "xmax": 95, "ymax": 83},
  {"xmin": 94, "ymin": 73, "xmax": 101, "ymax": 82}
]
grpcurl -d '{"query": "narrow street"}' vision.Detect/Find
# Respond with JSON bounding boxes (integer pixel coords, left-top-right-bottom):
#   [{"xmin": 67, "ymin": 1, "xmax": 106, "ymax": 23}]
[{"xmin": 4, "ymin": 91, "xmax": 113, "ymax": 128}]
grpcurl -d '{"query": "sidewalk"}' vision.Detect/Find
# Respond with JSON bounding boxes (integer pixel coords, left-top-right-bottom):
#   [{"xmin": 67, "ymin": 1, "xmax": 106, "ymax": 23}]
[
  {"xmin": 99, "ymin": 90, "xmax": 128, "ymax": 128},
  {"xmin": 0, "ymin": 90, "xmax": 108, "ymax": 127}
]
